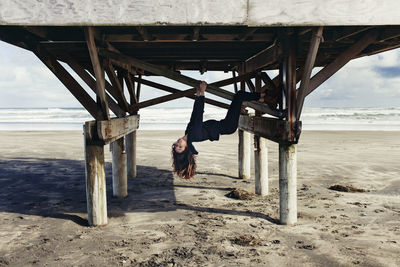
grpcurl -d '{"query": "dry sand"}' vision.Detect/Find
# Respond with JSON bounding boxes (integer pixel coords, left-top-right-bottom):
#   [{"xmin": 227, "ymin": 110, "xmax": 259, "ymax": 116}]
[{"xmin": 0, "ymin": 130, "xmax": 399, "ymax": 266}]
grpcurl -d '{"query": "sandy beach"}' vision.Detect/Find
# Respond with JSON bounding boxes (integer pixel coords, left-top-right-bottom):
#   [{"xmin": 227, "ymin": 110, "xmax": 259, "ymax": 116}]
[{"xmin": 0, "ymin": 130, "xmax": 399, "ymax": 266}]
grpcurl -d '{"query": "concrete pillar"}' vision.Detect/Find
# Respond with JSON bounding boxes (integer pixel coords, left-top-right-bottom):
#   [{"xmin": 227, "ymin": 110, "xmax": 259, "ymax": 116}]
[
  {"xmin": 126, "ymin": 131, "xmax": 137, "ymax": 179},
  {"xmin": 112, "ymin": 137, "xmax": 127, "ymax": 198},
  {"xmin": 84, "ymin": 127, "xmax": 107, "ymax": 226},
  {"xmin": 254, "ymin": 136, "xmax": 268, "ymax": 196},
  {"xmin": 279, "ymin": 143, "xmax": 297, "ymax": 225},
  {"xmin": 238, "ymin": 129, "xmax": 251, "ymax": 179}
]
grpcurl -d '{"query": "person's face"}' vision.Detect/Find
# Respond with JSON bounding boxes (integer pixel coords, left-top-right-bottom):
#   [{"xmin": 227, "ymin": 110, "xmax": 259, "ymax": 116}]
[{"xmin": 174, "ymin": 137, "xmax": 187, "ymax": 153}]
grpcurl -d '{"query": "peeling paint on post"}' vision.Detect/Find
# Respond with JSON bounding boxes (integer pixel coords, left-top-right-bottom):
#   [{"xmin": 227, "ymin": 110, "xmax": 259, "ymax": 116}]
[
  {"xmin": 279, "ymin": 143, "xmax": 297, "ymax": 225},
  {"xmin": 84, "ymin": 122, "xmax": 108, "ymax": 226},
  {"xmin": 255, "ymin": 136, "xmax": 268, "ymax": 196},
  {"xmin": 126, "ymin": 131, "xmax": 137, "ymax": 179},
  {"xmin": 112, "ymin": 137, "xmax": 128, "ymax": 198},
  {"xmin": 239, "ymin": 129, "xmax": 251, "ymax": 179}
]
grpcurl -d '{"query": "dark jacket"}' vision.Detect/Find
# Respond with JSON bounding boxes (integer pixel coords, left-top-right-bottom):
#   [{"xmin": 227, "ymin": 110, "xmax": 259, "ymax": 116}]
[{"xmin": 185, "ymin": 96, "xmax": 220, "ymax": 155}]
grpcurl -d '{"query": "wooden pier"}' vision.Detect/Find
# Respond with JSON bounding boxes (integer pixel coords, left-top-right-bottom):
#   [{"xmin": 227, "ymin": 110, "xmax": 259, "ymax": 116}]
[{"xmin": 1, "ymin": 0, "xmax": 400, "ymax": 226}]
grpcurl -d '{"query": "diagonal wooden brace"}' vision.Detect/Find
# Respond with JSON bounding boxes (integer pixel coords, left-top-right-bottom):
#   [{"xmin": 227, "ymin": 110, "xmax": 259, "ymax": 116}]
[{"xmin": 98, "ymin": 49, "xmax": 283, "ymax": 118}]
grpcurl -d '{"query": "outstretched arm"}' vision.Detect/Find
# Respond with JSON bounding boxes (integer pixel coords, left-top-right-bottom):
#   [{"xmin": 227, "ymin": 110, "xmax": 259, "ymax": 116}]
[
  {"xmin": 197, "ymin": 81, "xmax": 207, "ymax": 96},
  {"xmin": 185, "ymin": 81, "xmax": 207, "ymax": 140}
]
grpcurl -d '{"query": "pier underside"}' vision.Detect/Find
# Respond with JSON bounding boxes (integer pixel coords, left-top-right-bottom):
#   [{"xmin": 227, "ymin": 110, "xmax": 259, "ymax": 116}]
[{"xmin": 1, "ymin": 25, "xmax": 400, "ymax": 225}]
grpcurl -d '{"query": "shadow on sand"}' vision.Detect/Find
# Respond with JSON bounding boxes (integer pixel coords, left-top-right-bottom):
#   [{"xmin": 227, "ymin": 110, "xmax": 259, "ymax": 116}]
[{"xmin": 0, "ymin": 157, "xmax": 278, "ymax": 226}]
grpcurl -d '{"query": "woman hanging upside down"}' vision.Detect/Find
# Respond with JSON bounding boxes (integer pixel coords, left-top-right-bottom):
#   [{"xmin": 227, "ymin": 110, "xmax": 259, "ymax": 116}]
[{"xmin": 172, "ymin": 81, "xmax": 273, "ymax": 179}]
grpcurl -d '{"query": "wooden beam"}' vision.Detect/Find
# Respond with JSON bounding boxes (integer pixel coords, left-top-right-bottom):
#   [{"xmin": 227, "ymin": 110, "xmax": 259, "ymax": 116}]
[
  {"xmin": 29, "ymin": 43, "xmax": 102, "ymax": 120},
  {"xmin": 192, "ymin": 27, "xmax": 200, "ymax": 41},
  {"xmin": 104, "ymin": 62, "xmax": 130, "ymax": 112},
  {"xmin": 378, "ymin": 26, "xmax": 400, "ymax": 42},
  {"xmin": 259, "ymin": 72, "xmax": 278, "ymax": 92},
  {"xmin": 99, "ymin": 48, "xmax": 232, "ymax": 98},
  {"xmin": 334, "ymin": 26, "xmax": 372, "ymax": 42},
  {"xmin": 283, "ymin": 33, "xmax": 298, "ymax": 141},
  {"xmin": 136, "ymin": 74, "xmax": 142, "ymax": 101},
  {"xmin": 306, "ymin": 30, "xmax": 378, "ymax": 96},
  {"xmin": 246, "ymin": 79, "xmax": 256, "ymax": 92},
  {"xmin": 244, "ymin": 41, "xmax": 280, "ymax": 72},
  {"xmin": 136, "ymin": 89, "xmax": 195, "ymax": 109},
  {"xmin": 86, "ymin": 65, "xmax": 132, "ymax": 115},
  {"xmin": 236, "ymin": 28, "xmax": 258, "ymax": 41},
  {"xmin": 85, "ymin": 27, "xmax": 110, "ymax": 120},
  {"xmin": 136, "ymin": 26, "xmax": 153, "ymax": 41},
  {"xmin": 124, "ymin": 72, "xmax": 137, "ymax": 104},
  {"xmin": 361, "ymin": 42, "xmax": 400, "ymax": 57},
  {"xmin": 230, "ymin": 71, "xmax": 237, "ymax": 93},
  {"xmin": 130, "ymin": 76, "xmax": 230, "ymax": 109},
  {"xmin": 23, "ymin": 26, "xmax": 48, "ymax": 40},
  {"xmin": 239, "ymin": 116, "xmax": 301, "ymax": 144},
  {"xmin": 99, "ymin": 49, "xmax": 283, "ymax": 116},
  {"xmin": 66, "ymin": 58, "xmax": 126, "ymax": 117},
  {"xmin": 131, "ymin": 71, "xmax": 257, "ymax": 91},
  {"xmin": 136, "ymin": 89, "xmax": 230, "ymax": 110},
  {"xmin": 97, "ymin": 115, "xmax": 140, "ymax": 144},
  {"xmin": 296, "ymin": 27, "xmax": 323, "ymax": 120}
]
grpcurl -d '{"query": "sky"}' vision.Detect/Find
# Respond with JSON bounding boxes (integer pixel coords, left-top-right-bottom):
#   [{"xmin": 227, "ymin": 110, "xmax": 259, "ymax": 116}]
[{"xmin": 0, "ymin": 40, "xmax": 400, "ymax": 109}]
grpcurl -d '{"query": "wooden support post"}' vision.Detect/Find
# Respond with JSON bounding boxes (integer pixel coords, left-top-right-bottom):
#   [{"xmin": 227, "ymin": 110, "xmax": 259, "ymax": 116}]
[
  {"xmin": 254, "ymin": 74, "xmax": 268, "ymax": 195},
  {"xmin": 279, "ymin": 32, "xmax": 298, "ymax": 225},
  {"xmin": 126, "ymin": 130, "xmax": 137, "ymax": 179},
  {"xmin": 279, "ymin": 144, "xmax": 297, "ymax": 225},
  {"xmin": 238, "ymin": 129, "xmax": 251, "ymax": 179},
  {"xmin": 112, "ymin": 137, "xmax": 127, "ymax": 198},
  {"xmin": 254, "ymin": 136, "xmax": 268, "ymax": 196},
  {"xmin": 84, "ymin": 122, "xmax": 107, "ymax": 226}
]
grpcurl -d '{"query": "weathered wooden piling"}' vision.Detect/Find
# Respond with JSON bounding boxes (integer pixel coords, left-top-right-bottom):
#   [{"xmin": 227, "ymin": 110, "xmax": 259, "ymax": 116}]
[
  {"xmin": 238, "ymin": 129, "xmax": 251, "ymax": 179},
  {"xmin": 254, "ymin": 136, "xmax": 268, "ymax": 196},
  {"xmin": 112, "ymin": 137, "xmax": 128, "ymax": 198},
  {"xmin": 126, "ymin": 131, "xmax": 137, "ymax": 179},
  {"xmin": 279, "ymin": 143, "xmax": 297, "ymax": 225},
  {"xmin": 84, "ymin": 123, "xmax": 108, "ymax": 226}
]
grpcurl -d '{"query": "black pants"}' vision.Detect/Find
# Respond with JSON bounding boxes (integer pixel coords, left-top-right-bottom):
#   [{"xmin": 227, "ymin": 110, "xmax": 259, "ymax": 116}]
[{"xmin": 219, "ymin": 91, "xmax": 260, "ymax": 135}]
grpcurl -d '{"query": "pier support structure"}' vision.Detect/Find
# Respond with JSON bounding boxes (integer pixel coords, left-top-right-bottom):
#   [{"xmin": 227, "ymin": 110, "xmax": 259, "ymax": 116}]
[
  {"xmin": 279, "ymin": 143, "xmax": 297, "ymax": 224},
  {"xmin": 4, "ymin": 23, "xmax": 391, "ymax": 228},
  {"xmin": 126, "ymin": 131, "xmax": 137, "ymax": 179},
  {"xmin": 254, "ymin": 136, "xmax": 268, "ymax": 196},
  {"xmin": 84, "ymin": 122, "xmax": 108, "ymax": 226},
  {"xmin": 112, "ymin": 137, "xmax": 128, "ymax": 198},
  {"xmin": 238, "ymin": 129, "xmax": 251, "ymax": 179},
  {"xmin": 84, "ymin": 116, "xmax": 139, "ymax": 226}
]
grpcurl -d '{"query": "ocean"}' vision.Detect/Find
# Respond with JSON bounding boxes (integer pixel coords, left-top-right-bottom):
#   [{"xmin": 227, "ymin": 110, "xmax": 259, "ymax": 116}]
[{"xmin": 0, "ymin": 107, "xmax": 399, "ymax": 131}]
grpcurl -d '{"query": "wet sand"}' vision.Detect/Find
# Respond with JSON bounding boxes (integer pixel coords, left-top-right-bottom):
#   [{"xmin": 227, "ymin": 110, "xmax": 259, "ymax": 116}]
[{"xmin": 0, "ymin": 130, "xmax": 399, "ymax": 266}]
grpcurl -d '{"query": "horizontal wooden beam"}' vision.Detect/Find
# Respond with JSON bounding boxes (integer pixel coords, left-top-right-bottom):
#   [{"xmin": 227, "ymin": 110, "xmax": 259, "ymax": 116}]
[
  {"xmin": 99, "ymin": 49, "xmax": 282, "ymax": 117},
  {"xmin": 99, "ymin": 48, "xmax": 233, "ymax": 99},
  {"xmin": 85, "ymin": 115, "xmax": 140, "ymax": 145},
  {"xmin": 238, "ymin": 115, "xmax": 301, "ymax": 144},
  {"xmin": 244, "ymin": 42, "xmax": 280, "ymax": 72},
  {"xmin": 136, "ymin": 89, "xmax": 194, "ymax": 109}
]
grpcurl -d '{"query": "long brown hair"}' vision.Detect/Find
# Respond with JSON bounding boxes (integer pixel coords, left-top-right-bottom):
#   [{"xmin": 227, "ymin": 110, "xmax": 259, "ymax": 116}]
[{"xmin": 171, "ymin": 144, "xmax": 196, "ymax": 179}]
